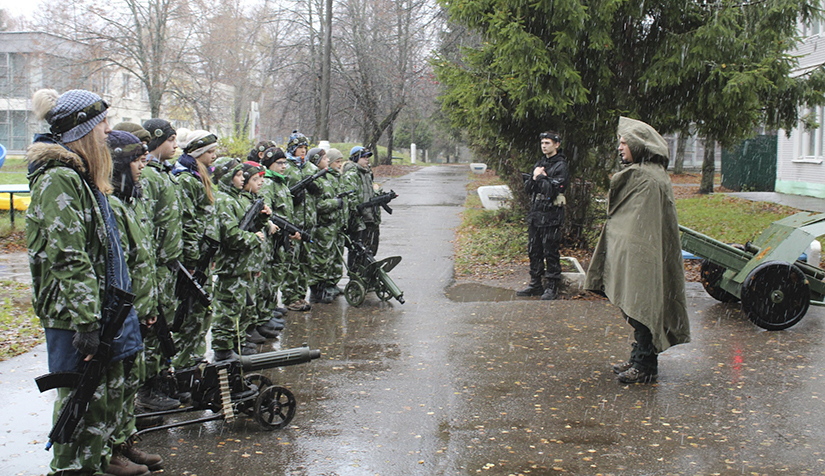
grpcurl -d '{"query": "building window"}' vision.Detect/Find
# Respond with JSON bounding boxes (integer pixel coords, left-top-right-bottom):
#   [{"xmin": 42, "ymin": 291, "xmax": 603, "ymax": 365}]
[
  {"xmin": 0, "ymin": 52, "xmax": 28, "ymax": 97},
  {"xmin": 795, "ymin": 106, "xmax": 825, "ymax": 161},
  {"xmin": 0, "ymin": 110, "xmax": 30, "ymax": 152}
]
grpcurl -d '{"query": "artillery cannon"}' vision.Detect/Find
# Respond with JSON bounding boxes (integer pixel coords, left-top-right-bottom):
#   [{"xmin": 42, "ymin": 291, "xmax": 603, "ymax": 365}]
[
  {"xmin": 135, "ymin": 346, "xmax": 320, "ymax": 435},
  {"xmin": 344, "ymin": 239, "xmax": 405, "ymax": 307},
  {"xmin": 680, "ymin": 211, "xmax": 825, "ymax": 330}
]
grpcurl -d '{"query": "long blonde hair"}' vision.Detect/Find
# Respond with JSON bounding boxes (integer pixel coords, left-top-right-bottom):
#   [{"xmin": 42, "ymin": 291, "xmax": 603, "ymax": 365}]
[
  {"xmin": 197, "ymin": 160, "xmax": 215, "ymax": 204},
  {"xmin": 66, "ymin": 131, "xmax": 113, "ymax": 194}
]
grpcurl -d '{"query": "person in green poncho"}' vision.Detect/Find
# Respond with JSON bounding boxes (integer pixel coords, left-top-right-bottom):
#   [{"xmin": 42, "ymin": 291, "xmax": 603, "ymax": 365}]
[{"xmin": 584, "ymin": 117, "xmax": 691, "ymax": 384}]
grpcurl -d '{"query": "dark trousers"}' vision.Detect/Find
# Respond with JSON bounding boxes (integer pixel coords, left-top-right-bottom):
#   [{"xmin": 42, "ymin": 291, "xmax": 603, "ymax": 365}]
[
  {"xmin": 627, "ymin": 316, "xmax": 658, "ymax": 373},
  {"xmin": 527, "ymin": 224, "xmax": 562, "ymax": 282}
]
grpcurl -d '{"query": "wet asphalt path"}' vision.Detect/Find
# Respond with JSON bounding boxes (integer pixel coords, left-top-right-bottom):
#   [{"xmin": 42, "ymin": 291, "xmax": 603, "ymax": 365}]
[{"xmin": 5, "ymin": 164, "xmax": 825, "ymax": 475}]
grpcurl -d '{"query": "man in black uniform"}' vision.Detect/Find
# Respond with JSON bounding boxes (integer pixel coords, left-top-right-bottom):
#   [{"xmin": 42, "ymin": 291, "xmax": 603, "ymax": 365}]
[{"xmin": 517, "ymin": 131, "xmax": 570, "ymax": 300}]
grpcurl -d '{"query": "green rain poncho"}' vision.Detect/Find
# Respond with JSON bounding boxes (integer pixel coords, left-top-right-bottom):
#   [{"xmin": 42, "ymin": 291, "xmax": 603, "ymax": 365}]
[{"xmin": 584, "ymin": 117, "xmax": 691, "ymax": 353}]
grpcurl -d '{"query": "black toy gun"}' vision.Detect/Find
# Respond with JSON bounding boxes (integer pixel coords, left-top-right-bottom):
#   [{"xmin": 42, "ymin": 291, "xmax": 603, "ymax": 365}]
[
  {"xmin": 239, "ymin": 199, "xmax": 266, "ymax": 232},
  {"xmin": 171, "ymin": 258, "xmax": 217, "ymax": 332},
  {"xmin": 142, "ymin": 306, "xmax": 176, "ymax": 358},
  {"xmin": 35, "ymin": 287, "xmax": 136, "ymax": 449},
  {"xmin": 289, "ymin": 168, "xmax": 328, "ymax": 196},
  {"xmin": 357, "ymin": 190, "xmax": 398, "ymax": 215},
  {"xmin": 270, "ymin": 214, "xmax": 312, "ymax": 243}
]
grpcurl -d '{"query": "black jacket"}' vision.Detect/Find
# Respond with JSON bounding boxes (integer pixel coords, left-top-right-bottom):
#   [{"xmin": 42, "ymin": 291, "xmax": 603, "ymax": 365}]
[{"xmin": 525, "ymin": 152, "xmax": 569, "ymax": 227}]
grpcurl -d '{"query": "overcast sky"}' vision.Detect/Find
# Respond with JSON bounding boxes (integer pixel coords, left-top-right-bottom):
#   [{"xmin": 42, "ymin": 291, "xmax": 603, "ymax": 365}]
[{"xmin": 5, "ymin": 1, "xmax": 40, "ymax": 21}]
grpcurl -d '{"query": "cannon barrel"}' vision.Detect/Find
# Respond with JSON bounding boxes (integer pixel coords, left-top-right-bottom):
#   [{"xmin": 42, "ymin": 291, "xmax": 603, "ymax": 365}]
[{"xmin": 240, "ymin": 346, "xmax": 321, "ymax": 371}]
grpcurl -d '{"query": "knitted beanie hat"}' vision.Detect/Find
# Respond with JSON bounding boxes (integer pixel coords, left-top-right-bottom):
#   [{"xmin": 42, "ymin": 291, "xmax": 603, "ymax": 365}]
[
  {"xmin": 113, "ymin": 122, "xmax": 151, "ymax": 143},
  {"xmin": 307, "ymin": 147, "xmax": 326, "ymax": 166},
  {"xmin": 212, "ymin": 157, "xmax": 241, "ymax": 183},
  {"xmin": 241, "ymin": 161, "xmax": 266, "ymax": 188},
  {"xmin": 286, "ymin": 130, "xmax": 308, "ymax": 156},
  {"xmin": 261, "ymin": 147, "xmax": 286, "ymax": 168},
  {"xmin": 326, "ymin": 148, "xmax": 344, "ymax": 162},
  {"xmin": 32, "ymin": 89, "xmax": 108, "ymax": 143},
  {"xmin": 143, "ymin": 118, "xmax": 176, "ymax": 152},
  {"xmin": 107, "ymin": 130, "xmax": 147, "ymax": 164},
  {"xmin": 177, "ymin": 128, "xmax": 218, "ymax": 158}
]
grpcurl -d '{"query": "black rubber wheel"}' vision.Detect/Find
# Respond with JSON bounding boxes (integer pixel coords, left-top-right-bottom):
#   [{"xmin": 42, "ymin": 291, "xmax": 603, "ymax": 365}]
[
  {"xmin": 700, "ymin": 259, "xmax": 740, "ymax": 303},
  {"xmin": 345, "ymin": 280, "xmax": 366, "ymax": 307},
  {"xmin": 254, "ymin": 386, "xmax": 296, "ymax": 430},
  {"xmin": 740, "ymin": 260, "xmax": 810, "ymax": 330},
  {"xmin": 375, "ymin": 283, "xmax": 392, "ymax": 302}
]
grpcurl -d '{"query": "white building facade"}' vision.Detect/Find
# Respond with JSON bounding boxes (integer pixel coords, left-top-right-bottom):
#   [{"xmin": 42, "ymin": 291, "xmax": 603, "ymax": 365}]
[{"xmin": 776, "ymin": 16, "xmax": 825, "ymax": 197}]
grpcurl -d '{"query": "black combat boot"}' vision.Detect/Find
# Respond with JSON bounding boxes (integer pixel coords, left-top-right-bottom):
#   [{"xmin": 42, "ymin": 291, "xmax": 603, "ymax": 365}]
[
  {"xmin": 135, "ymin": 378, "xmax": 181, "ymax": 412},
  {"xmin": 516, "ymin": 278, "xmax": 544, "ymax": 296},
  {"xmin": 517, "ymin": 277, "xmax": 544, "ymax": 296},
  {"xmin": 310, "ymin": 285, "xmax": 333, "ymax": 304},
  {"xmin": 246, "ymin": 326, "xmax": 266, "ymax": 344},
  {"xmin": 541, "ymin": 280, "xmax": 559, "ymax": 300}
]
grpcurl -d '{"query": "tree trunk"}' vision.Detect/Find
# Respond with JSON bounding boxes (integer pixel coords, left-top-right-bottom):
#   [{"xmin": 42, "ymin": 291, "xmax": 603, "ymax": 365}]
[
  {"xmin": 319, "ymin": 0, "xmax": 332, "ymax": 140},
  {"xmin": 699, "ymin": 139, "xmax": 715, "ymax": 194},
  {"xmin": 385, "ymin": 121, "xmax": 394, "ymax": 166},
  {"xmin": 366, "ymin": 101, "xmax": 405, "ymax": 166},
  {"xmin": 674, "ymin": 132, "xmax": 687, "ymax": 175}
]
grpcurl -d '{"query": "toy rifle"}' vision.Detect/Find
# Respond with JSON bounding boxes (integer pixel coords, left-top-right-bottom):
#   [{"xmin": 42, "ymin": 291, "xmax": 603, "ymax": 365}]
[
  {"xmin": 357, "ymin": 190, "xmax": 398, "ymax": 215},
  {"xmin": 146, "ymin": 306, "xmax": 176, "ymax": 358},
  {"xmin": 289, "ymin": 168, "xmax": 328, "ymax": 196},
  {"xmin": 35, "ymin": 287, "xmax": 136, "ymax": 448},
  {"xmin": 239, "ymin": 199, "xmax": 266, "ymax": 232},
  {"xmin": 171, "ymin": 236, "xmax": 218, "ymax": 333},
  {"xmin": 270, "ymin": 214, "xmax": 312, "ymax": 243}
]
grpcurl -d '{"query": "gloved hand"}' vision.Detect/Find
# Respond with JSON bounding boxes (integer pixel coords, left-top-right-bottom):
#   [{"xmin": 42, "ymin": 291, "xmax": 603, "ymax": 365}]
[
  {"xmin": 72, "ymin": 330, "xmax": 100, "ymax": 357},
  {"xmin": 553, "ymin": 193, "xmax": 566, "ymax": 207},
  {"xmin": 292, "ymin": 189, "xmax": 306, "ymax": 207},
  {"xmin": 336, "ymin": 198, "xmax": 344, "ymax": 210}
]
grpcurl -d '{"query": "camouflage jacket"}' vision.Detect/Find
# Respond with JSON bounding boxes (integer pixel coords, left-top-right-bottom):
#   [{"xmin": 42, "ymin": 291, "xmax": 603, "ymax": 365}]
[
  {"xmin": 174, "ymin": 166, "xmax": 217, "ymax": 269},
  {"xmin": 341, "ymin": 161, "xmax": 380, "ymax": 232},
  {"xmin": 315, "ymin": 167, "xmax": 343, "ymax": 227},
  {"xmin": 141, "ymin": 157, "xmax": 183, "ymax": 265},
  {"xmin": 262, "ymin": 170, "xmax": 294, "ymax": 222},
  {"xmin": 110, "ymin": 193, "xmax": 158, "ymax": 319},
  {"xmin": 213, "ymin": 164, "xmax": 264, "ymax": 277},
  {"xmin": 261, "ymin": 170, "xmax": 294, "ymax": 261},
  {"xmin": 26, "ymin": 138, "xmax": 142, "ymax": 367},
  {"xmin": 283, "ymin": 156, "xmax": 319, "ymax": 229},
  {"xmin": 239, "ymin": 189, "xmax": 267, "ymax": 273}
]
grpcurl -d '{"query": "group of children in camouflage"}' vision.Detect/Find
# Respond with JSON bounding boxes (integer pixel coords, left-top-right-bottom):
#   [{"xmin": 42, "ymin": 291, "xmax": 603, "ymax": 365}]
[{"xmin": 26, "ymin": 88, "xmax": 385, "ymax": 476}]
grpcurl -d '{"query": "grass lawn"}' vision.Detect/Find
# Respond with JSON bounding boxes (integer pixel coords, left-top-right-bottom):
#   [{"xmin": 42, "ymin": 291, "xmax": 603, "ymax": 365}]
[
  {"xmin": 454, "ymin": 170, "xmax": 822, "ymax": 278},
  {"xmin": 0, "ymin": 280, "xmax": 42, "ymax": 361}
]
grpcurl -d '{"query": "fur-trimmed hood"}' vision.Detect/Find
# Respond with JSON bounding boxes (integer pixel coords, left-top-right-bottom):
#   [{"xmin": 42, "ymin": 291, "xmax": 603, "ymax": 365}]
[{"xmin": 26, "ymin": 135, "xmax": 88, "ymax": 178}]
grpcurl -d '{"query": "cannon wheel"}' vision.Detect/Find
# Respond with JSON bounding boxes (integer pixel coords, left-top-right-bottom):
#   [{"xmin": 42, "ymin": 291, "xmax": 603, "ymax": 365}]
[
  {"xmin": 700, "ymin": 260, "xmax": 740, "ymax": 303},
  {"xmin": 254, "ymin": 385, "xmax": 296, "ymax": 430},
  {"xmin": 740, "ymin": 260, "xmax": 810, "ymax": 330},
  {"xmin": 375, "ymin": 282, "xmax": 392, "ymax": 302},
  {"xmin": 345, "ymin": 280, "xmax": 366, "ymax": 307}
]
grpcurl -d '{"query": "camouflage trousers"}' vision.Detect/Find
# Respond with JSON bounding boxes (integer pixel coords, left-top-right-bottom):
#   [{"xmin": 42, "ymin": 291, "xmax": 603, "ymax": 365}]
[
  {"xmin": 113, "ymin": 353, "xmax": 144, "ymax": 447},
  {"xmin": 257, "ymin": 262, "xmax": 281, "ymax": 326},
  {"xmin": 309, "ymin": 223, "xmax": 343, "ymax": 287},
  {"xmin": 281, "ymin": 240, "xmax": 311, "ymax": 305},
  {"xmin": 172, "ymin": 297, "xmax": 213, "ymax": 369},
  {"xmin": 325, "ymin": 234, "xmax": 346, "ymax": 286},
  {"xmin": 144, "ymin": 264, "xmax": 177, "ymax": 378},
  {"xmin": 49, "ymin": 359, "xmax": 125, "ymax": 475},
  {"xmin": 212, "ymin": 273, "xmax": 259, "ymax": 352}
]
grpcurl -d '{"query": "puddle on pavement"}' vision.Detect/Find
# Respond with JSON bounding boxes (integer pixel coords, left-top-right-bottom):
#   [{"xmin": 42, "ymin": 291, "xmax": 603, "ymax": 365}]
[{"xmin": 444, "ymin": 283, "xmax": 518, "ymax": 302}]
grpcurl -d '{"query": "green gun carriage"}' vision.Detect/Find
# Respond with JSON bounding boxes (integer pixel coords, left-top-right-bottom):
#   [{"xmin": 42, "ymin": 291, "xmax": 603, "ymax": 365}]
[{"xmin": 680, "ymin": 211, "xmax": 825, "ymax": 330}]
